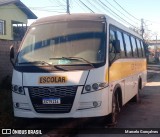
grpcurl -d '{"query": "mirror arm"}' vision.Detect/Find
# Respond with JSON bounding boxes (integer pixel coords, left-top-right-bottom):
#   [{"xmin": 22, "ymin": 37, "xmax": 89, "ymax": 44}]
[
  {"xmin": 10, "ymin": 58, "xmax": 15, "ymax": 68},
  {"xmin": 10, "ymin": 45, "xmax": 15, "ymax": 68}
]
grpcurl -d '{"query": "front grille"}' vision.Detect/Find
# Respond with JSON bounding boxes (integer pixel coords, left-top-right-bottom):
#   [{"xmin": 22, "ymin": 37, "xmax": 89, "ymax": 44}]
[{"xmin": 28, "ymin": 86, "xmax": 78, "ymax": 113}]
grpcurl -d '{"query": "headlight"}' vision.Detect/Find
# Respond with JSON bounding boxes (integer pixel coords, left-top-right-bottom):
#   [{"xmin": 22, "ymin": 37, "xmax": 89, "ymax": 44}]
[
  {"xmin": 12, "ymin": 85, "xmax": 25, "ymax": 95},
  {"xmin": 92, "ymin": 83, "xmax": 99, "ymax": 90},
  {"xmin": 85, "ymin": 85, "xmax": 91, "ymax": 91},
  {"xmin": 83, "ymin": 82, "xmax": 108, "ymax": 94}
]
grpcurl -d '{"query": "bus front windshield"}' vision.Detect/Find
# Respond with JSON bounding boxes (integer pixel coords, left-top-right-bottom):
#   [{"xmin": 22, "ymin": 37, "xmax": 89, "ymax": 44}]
[{"xmin": 17, "ymin": 21, "xmax": 106, "ymax": 67}]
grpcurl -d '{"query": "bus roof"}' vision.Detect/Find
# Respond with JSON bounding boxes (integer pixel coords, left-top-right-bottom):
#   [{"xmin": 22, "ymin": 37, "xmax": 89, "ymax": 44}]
[
  {"xmin": 31, "ymin": 13, "xmax": 106, "ymax": 26},
  {"xmin": 31, "ymin": 13, "xmax": 142, "ymax": 39}
]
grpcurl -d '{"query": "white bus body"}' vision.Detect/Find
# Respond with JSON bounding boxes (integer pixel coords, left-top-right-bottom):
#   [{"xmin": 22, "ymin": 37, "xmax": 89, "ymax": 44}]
[{"xmin": 11, "ymin": 14, "xmax": 147, "ymax": 120}]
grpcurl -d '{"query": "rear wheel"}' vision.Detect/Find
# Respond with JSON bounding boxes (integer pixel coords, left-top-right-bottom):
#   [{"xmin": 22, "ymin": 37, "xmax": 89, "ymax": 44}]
[{"xmin": 132, "ymin": 81, "xmax": 141, "ymax": 103}]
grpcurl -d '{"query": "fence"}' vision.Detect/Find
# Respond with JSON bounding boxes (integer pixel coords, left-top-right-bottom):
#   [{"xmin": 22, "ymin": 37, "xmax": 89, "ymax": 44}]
[{"xmin": 0, "ymin": 40, "xmax": 20, "ymax": 83}]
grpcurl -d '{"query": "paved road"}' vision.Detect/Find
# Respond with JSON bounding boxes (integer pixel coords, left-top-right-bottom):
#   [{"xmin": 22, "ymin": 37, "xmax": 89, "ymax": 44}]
[
  {"xmin": 75, "ymin": 70, "xmax": 160, "ymax": 137},
  {"xmin": 117, "ymin": 71, "xmax": 160, "ymax": 128}
]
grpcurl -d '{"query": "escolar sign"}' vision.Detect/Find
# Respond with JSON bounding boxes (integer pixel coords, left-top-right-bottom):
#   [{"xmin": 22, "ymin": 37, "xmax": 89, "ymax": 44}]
[{"xmin": 39, "ymin": 76, "xmax": 67, "ymax": 84}]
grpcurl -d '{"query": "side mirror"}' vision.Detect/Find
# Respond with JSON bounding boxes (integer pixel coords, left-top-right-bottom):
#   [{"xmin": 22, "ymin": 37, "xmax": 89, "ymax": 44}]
[
  {"xmin": 112, "ymin": 40, "xmax": 121, "ymax": 53},
  {"xmin": 10, "ymin": 45, "xmax": 15, "ymax": 67}
]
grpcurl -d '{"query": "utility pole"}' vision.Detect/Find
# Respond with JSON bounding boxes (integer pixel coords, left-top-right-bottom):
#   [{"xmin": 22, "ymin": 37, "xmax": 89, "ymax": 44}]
[
  {"xmin": 141, "ymin": 18, "xmax": 144, "ymax": 39},
  {"xmin": 67, "ymin": 0, "xmax": 70, "ymax": 14}
]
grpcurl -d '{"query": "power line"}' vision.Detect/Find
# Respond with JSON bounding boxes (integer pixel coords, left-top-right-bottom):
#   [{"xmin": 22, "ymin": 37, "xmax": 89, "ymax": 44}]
[
  {"xmin": 93, "ymin": 0, "xmax": 131, "ymax": 26},
  {"xmin": 74, "ymin": 0, "xmax": 89, "ymax": 12},
  {"xmin": 31, "ymin": 5, "xmax": 66, "ymax": 9},
  {"xmin": 93, "ymin": 0, "xmax": 122, "ymax": 20},
  {"xmin": 91, "ymin": 0, "xmax": 117, "ymax": 16},
  {"xmin": 0, "ymin": 5, "xmax": 65, "ymax": 10},
  {"xmin": 98, "ymin": 0, "xmax": 136, "ymax": 28},
  {"xmin": 105, "ymin": 0, "xmax": 139, "ymax": 25},
  {"xmin": 56, "ymin": 0, "xmax": 65, "ymax": 5},
  {"xmin": 144, "ymin": 19, "xmax": 160, "ymax": 24},
  {"xmin": 54, "ymin": 0, "xmax": 66, "ymax": 11},
  {"xmin": 48, "ymin": 0, "xmax": 60, "ymax": 6},
  {"xmin": 112, "ymin": 0, "xmax": 140, "ymax": 21},
  {"xmin": 48, "ymin": 0, "xmax": 54, "ymax": 4},
  {"xmin": 0, "ymin": 0, "xmax": 66, "ymax": 12},
  {"xmin": 32, "ymin": 9, "xmax": 65, "ymax": 13},
  {"xmin": 87, "ymin": 0, "xmax": 101, "ymax": 13},
  {"xmin": 69, "ymin": 0, "xmax": 73, "ymax": 9},
  {"xmin": 79, "ymin": 0, "xmax": 95, "ymax": 13},
  {"xmin": 62, "ymin": 0, "xmax": 66, "ymax": 3}
]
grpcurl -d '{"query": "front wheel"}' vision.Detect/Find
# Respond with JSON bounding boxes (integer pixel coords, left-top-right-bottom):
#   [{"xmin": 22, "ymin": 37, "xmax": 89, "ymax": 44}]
[{"xmin": 107, "ymin": 93, "xmax": 120, "ymax": 126}]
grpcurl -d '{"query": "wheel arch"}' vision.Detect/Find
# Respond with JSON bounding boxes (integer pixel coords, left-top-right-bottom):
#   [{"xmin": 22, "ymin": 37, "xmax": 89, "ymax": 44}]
[{"xmin": 113, "ymin": 84, "xmax": 123, "ymax": 108}]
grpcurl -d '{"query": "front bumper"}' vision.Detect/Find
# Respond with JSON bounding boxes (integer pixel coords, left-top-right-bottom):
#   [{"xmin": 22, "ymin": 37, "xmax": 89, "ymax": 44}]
[{"xmin": 12, "ymin": 86, "xmax": 109, "ymax": 118}]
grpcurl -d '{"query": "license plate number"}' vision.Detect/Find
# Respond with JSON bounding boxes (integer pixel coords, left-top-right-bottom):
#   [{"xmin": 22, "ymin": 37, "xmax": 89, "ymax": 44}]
[{"xmin": 42, "ymin": 98, "xmax": 61, "ymax": 104}]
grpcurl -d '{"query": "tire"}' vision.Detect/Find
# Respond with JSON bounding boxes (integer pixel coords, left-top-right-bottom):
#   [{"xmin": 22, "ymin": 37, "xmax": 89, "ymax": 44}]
[
  {"xmin": 107, "ymin": 92, "xmax": 120, "ymax": 126},
  {"xmin": 132, "ymin": 82, "xmax": 141, "ymax": 103}
]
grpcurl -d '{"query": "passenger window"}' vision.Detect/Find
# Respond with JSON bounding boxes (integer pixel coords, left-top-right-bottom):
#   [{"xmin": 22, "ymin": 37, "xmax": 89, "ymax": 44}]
[
  {"xmin": 109, "ymin": 30, "xmax": 116, "ymax": 50},
  {"xmin": 140, "ymin": 41, "xmax": 145, "ymax": 57},
  {"xmin": 109, "ymin": 29, "xmax": 117, "ymax": 62},
  {"xmin": 117, "ymin": 30, "xmax": 125, "ymax": 57},
  {"xmin": 123, "ymin": 33, "xmax": 133, "ymax": 57},
  {"xmin": 131, "ymin": 36, "xmax": 138, "ymax": 57},
  {"xmin": 136, "ymin": 39, "xmax": 143, "ymax": 57}
]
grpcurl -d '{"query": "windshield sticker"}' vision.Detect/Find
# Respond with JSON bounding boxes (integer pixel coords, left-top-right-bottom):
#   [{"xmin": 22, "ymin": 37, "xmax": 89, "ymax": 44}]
[
  {"xmin": 39, "ymin": 76, "xmax": 67, "ymax": 84},
  {"xmin": 58, "ymin": 59, "xmax": 71, "ymax": 65}
]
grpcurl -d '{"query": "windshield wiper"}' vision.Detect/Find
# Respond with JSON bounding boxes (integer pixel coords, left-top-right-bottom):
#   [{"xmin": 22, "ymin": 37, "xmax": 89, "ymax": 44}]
[
  {"xmin": 19, "ymin": 61, "xmax": 70, "ymax": 71},
  {"xmin": 19, "ymin": 61, "xmax": 53, "ymax": 67},
  {"xmin": 61, "ymin": 57, "xmax": 95, "ymax": 68},
  {"xmin": 49, "ymin": 57, "xmax": 63, "ymax": 60},
  {"xmin": 49, "ymin": 57, "xmax": 94, "ymax": 67}
]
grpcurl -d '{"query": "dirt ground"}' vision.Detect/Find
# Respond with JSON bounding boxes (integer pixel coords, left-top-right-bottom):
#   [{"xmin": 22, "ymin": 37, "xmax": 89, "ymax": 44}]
[{"xmin": 75, "ymin": 70, "xmax": 160, "ymax": 137}]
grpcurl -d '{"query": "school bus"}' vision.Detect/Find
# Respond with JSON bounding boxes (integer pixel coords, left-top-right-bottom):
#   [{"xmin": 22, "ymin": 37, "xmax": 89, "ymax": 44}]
[{"xmin": 10, "ymin": 13, "xmax": 147, "ymax": 124}]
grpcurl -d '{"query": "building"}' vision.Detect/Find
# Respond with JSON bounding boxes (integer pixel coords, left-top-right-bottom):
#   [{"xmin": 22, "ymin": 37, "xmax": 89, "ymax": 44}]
[
  {"xmin": 147, "ymin": 40, "xmax": 160, "ymax": 63},
  {"xmin": 0, "ymin": 0, "xmax": 37, "ymax": 41},
  {"xmin": 0, "ymin": 0, "xmax": 37, "ymax": 83}
]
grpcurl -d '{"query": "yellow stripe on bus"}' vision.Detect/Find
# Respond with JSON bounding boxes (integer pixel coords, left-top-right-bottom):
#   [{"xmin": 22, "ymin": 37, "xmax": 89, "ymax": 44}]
[{"xmin": 106, "ymin": 59, "xmax": 146, "ymax": 82}]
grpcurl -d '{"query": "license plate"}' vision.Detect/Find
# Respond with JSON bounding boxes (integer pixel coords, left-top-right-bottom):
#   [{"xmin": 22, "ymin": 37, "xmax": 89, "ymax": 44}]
[{"xmin": 42, "ymin": 98, "xmax": 61, "ymax": 104}]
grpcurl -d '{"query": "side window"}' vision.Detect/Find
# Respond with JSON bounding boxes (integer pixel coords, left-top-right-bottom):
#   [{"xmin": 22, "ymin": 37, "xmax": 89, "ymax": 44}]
[
  {"xmin": 109, "ymin": 29, "xmax": 117, "ymax": 62},
  {"xmin": 136, "ymin": 39, "xmax": 143, "ymax": 57},
  {"xmin": 123, "ymin": 33, "xmax": 132, "ymax": 57},
  {"xmin": 131, "ymin": 36, "xmax": 138, "ymax": 57},
  {"xmin": 0, "ymin": 20, "xmax": 5, "ymax": 35},
  {"xmin": 140, "ymin": 40, "xmax": 145, "ymax": 57},
  {"xmin": 117, "ymin": 30, "xmax": 125, "ymax": 57},
  {"xmin": 109, "ymin": 29, "xmax": 116, "ymax": 50}
]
